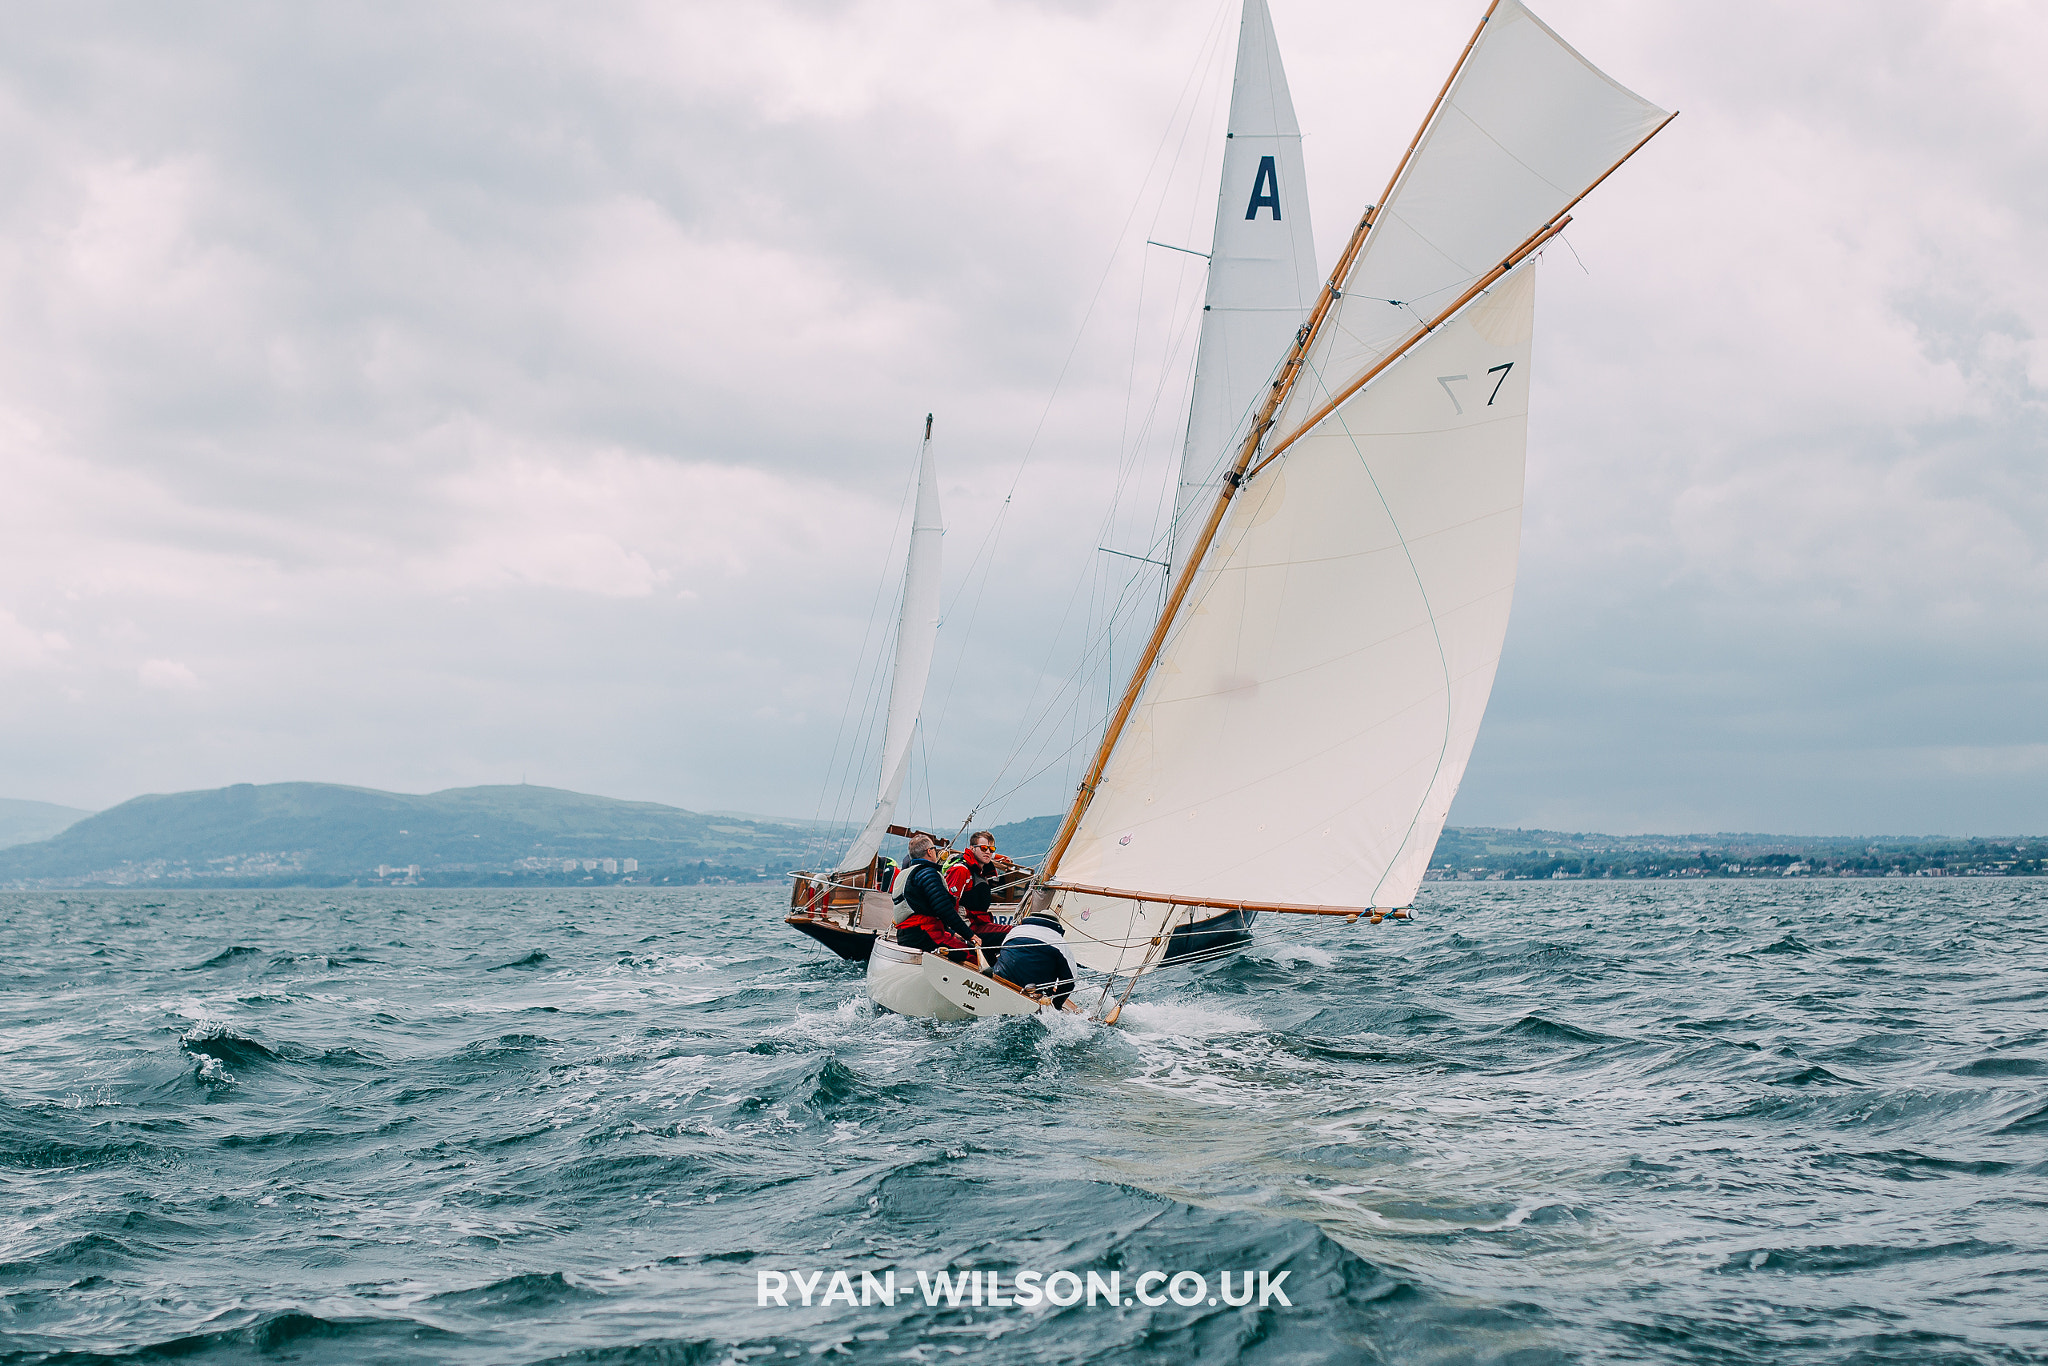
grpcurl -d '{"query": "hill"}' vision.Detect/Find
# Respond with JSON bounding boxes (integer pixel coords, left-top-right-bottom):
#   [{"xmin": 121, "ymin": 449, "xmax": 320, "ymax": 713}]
[
  {"xmin": 0, "ymin": 799, "xmax": 94, "ymax": 849},
  {"xmin": 6, "ymin": 785, "xmax": 2035, "ymax": 890},
  {"xmin": 0, "ymin": 783, "xmax": 843, "ymax": 888}
]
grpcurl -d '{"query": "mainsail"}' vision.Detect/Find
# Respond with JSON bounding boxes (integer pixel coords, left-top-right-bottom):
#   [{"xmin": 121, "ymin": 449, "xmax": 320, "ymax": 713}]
[
  {"xmin": 837, "ymin": 419, "xmax": 944, "ymax": 874},
  {"xmin": 1168, "ymin": 0, "xmax": 1320, "ymax": 575},
  {"xmin": 1041, "ymin": 0, "xmax": 1671, "ymax": 976}
]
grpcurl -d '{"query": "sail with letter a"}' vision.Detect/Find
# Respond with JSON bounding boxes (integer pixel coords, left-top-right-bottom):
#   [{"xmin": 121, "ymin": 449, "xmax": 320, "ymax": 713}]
[
  {"xmin": 1168, "ymin": 0, "xmax": 1320, "ymax": 575},
  {"xmin": 837, "ymin": 420, "xmax": 943, "ymax": 874},
  {"xmin": 1041, "ymin": 0, "xmax": 1671, "ymax": 976}
]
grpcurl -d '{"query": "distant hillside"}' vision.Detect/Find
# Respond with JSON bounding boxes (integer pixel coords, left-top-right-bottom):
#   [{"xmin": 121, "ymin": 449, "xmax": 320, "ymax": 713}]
[
  {"xmin": 0, "ymin": 783, "xmax": 841, "ymax": 888},
  {"xmin": 12, "ymin": 786, "xmax": 2026, "ymax": 890},
  {"xmin": 0, "ymin": 799, "xmax": 94, "ymax": 849},
  {"xmin": 1429, "ymin": 827, "xmax": 2045, "ymax": 880},
  {"xmin": 983, "ymin": 814, "xmax": 1060, "ymax": 865}
]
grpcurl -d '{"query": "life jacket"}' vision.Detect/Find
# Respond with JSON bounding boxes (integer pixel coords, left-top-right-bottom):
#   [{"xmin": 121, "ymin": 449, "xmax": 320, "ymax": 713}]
[
  {"xmin": 889, "ymin": 863, "xmax": 915, "ymax": 925},
  {"xmin": 891, "ymin": 855, "xmax": 974, "ymax": 946}
]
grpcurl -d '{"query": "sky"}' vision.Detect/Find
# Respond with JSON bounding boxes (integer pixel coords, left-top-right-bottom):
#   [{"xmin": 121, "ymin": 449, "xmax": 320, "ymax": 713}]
[{"xmin": 0, "ymin": 0, "xmax": 2043, "ymax": 836}]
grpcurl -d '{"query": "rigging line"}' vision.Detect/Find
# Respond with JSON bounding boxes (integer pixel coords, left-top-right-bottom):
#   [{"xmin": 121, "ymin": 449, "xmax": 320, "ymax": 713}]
[
  {"xmin": 931, "ymin": 0, "xmax": 1231, "ymax": 654},
  {"xmin": 973, "ymin": 552, "xmax": 1160, "ymax": 812},
  {"xmin": 940, "ymin": 0, "xmax": 1236, "ymax": 606},
  {"xmin": 924, "ymin": 2, "xmax": 1234, "ymax": 769}
]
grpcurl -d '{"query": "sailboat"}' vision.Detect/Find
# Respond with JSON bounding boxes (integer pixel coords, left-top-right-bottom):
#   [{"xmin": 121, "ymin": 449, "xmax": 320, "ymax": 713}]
[
  {"xmin": 784, "ymin": 417, "xmax": 950, "ymax": 962},
  {"xmin": 851, "ymin": 0, "xmax": 1674, "ymax": 1022},
  {"xmin": 785, "ymin": 0, "xmax": 1323, "ymax": 971}
]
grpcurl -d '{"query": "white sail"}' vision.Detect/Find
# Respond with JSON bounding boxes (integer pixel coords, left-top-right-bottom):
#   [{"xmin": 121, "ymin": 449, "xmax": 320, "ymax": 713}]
[
  {"xmin": 1270, "ymin": 0, "xmax": 1666, "ymax": 446},
  {"xmin": 1054, "ymin": 263, "xmax": 1537, "ymax": 972},
  {"xmin": 1042, "ymin": 1, "xmax": 1669, "ymax": 976},
  {"xmin": 1168, "ymin": 0, "xmax": 1320, "ymax": 573},
  {"xmin": 837, "ymin": 426, "xmax": 943, "ymax": 874}
]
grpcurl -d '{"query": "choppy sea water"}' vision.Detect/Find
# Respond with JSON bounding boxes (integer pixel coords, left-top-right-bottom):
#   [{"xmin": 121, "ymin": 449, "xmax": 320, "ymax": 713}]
[{"xmin": 2, "ymin": 882, "xmax": 2045, "ymax": 1365}]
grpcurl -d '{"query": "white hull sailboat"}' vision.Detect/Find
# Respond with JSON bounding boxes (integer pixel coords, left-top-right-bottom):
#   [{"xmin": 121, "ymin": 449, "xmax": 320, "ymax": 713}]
[
  {"xmin": 801, "ymin": 0, "xmax": 1673, "ymax": 1022},
  {"xmin": 787, "ymin": 0, "xmax": 1324, "ymax": 982}
]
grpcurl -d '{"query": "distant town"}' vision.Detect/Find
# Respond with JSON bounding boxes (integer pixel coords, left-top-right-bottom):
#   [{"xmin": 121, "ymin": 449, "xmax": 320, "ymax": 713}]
[{"xmin": 1423, "ymin": 828, "xmax": 2044, "ymax": 881}]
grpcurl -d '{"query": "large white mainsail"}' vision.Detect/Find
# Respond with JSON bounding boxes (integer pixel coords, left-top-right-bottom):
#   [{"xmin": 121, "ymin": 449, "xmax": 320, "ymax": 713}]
[
  {"xmin": 1041, "ymin": 0, "xmax": 1670, "ymax": 977},
  {"xmin": 1168, "ymin": 0, "xmax": 1320, "ymax": 574},
  {"xmin": 837, "ymin": 420, "xmax": 943, "ymax": 874}
]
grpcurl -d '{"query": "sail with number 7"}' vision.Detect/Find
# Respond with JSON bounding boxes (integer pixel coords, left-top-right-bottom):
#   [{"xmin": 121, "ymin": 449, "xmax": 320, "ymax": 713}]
[{"xmin": 1036, "ymin": 0, "xmax": 1675, "ymax": 980}]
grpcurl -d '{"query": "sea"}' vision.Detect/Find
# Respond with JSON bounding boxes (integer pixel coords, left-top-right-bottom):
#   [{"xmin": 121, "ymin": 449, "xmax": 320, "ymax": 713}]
[{"xmin": 1, "ymin": 881, "xmax": 2044, "ymax": 1365}]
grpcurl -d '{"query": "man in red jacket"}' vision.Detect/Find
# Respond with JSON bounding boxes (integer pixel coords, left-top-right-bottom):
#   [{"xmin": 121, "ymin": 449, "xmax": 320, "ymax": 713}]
[{"xmin": 949, "ymin": 831, "xmax": 1013, "ymax": 949}]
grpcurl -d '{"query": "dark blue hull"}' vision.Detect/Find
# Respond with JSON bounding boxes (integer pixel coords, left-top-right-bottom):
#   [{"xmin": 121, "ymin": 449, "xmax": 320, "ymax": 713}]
[{"xmin": 1160, "ymin": 906, "xmax": 1258, "ymax": 964}]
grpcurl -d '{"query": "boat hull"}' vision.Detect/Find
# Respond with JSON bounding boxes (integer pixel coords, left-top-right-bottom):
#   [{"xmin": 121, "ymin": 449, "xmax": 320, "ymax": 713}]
[
  {"xmin": 784, "ymin": 915, "xmax": 875, "ymax": 963},
  {"xmin": 1160, "ymin": 906, "xmax": 1258, "ymax": 964},
  {"xmin": 921, "ymin": 954, "xmax": 1041, "ymax": 1019},
  {"xmin": 865, "ymin": 940, "xmax": 973, "ymax": 1021}
]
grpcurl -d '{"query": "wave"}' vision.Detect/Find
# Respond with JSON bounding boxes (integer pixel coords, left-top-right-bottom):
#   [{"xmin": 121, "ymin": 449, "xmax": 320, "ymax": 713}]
[
  {"xmin": 522, "ymin": 1340, "xmax": 724, "ymax": 1365},
  {"xmin": 426, "ymin": 1270, "xmax": 604, "ymax": 1314},
  {"xmin": 26, "ymin": 1310, "xmax": 460, "ymax": 1361},
  {"xmin": 180, "ymin": 1022, "xmax": 282, "ymax": 1070},
  {"xmin": 490, "ymin": 950, "xmax": 552, "ymax": 970},
  {"xmin": 0, "ymin": 1231, "xmax": 142, "ymax": 1277},
  {"xmin": 184, "ymin": 945, "xmax": 262, "ymax": 970}
]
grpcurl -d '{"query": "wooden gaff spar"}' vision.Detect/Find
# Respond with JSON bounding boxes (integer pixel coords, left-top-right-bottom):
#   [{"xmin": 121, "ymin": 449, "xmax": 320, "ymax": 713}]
[{"xmin": 1027, "ymin": 0, "xmax": 1676, "ymax": 1006}]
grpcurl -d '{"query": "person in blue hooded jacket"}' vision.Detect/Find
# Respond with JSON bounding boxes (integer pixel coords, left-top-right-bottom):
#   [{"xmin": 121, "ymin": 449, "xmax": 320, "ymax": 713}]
[{"xmin": 990, "ymin": 909, "xmax": 1081, "ymax": 1011}]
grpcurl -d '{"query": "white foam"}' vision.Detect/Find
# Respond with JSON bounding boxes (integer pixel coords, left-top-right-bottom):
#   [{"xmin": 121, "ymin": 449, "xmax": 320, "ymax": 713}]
[
  {"xmin": 1115, "ymin": 999, "xmax": 1262, "ymax": 1036},
  {"xmin": 1251, "ymin": 942, "xmax": 1335, "ymax": 969}
]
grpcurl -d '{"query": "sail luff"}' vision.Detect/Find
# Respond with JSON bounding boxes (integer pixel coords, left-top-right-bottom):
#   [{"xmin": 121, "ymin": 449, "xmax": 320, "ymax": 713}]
[
  {"xmin": 836, "ymin": 418, "xmax": 944, "ymax": 874},
  {"xmin": 1166, "ymin": 0, "xmax": 1319, "ymax": 574}
]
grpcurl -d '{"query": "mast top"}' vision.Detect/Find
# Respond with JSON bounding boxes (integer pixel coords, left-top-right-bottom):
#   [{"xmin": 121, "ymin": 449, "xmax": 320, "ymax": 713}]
[{"xmin": 924, "ymin": 413, "xmax": 933, "ymax": 440}]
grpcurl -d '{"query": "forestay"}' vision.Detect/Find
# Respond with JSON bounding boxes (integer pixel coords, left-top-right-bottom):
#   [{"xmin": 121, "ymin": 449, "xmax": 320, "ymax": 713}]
[
  {"xmin": 1054, "ymin": 263, "xmax": 1536, "ymax": 973},
  {"xmin": 837, "ymin": 428, "xmax": 943, "ymax": 874},
  {"xmin": 1270, "ymin": 0, "xmax": 1666, "ymax": 448},
  {"xmin": 1168, "ymin": 0, "xmax": 1320, "ymax": 574}
]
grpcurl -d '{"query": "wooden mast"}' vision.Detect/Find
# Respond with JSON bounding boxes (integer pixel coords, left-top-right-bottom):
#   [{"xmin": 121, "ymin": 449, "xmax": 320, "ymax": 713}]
[{"xmin": 1038, "ymin": 3, "xmax": 1505, "ymax": 883}]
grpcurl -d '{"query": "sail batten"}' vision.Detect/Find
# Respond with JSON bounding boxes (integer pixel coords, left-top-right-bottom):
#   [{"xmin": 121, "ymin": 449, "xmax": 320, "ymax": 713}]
[{"xmin": 837, "ymin": 423, "xmax": 943, "ymax": 875}]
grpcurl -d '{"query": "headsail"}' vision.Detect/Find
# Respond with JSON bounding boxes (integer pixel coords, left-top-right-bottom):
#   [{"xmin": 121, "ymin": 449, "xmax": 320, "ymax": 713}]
[
  {"xmin": 1042, "ymin": 0, "xmax": 1671, "ymax": 976},
  {"xmin": 837, "ymin": 418, "xmax": 943, "ymax": 874},
  {"xmin": 1267, "ymin": 0, "xmax": 1669, "ymax": 450},
  {"xmin": 1168, "ymin": 0, "xmax": 1320, "ymax": 575}
]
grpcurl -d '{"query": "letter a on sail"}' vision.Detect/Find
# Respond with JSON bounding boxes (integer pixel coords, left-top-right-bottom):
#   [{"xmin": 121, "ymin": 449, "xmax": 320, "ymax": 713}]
[{"xmin": 1168, "ymin": 0, "xmax": 1321, "ymax": 576}]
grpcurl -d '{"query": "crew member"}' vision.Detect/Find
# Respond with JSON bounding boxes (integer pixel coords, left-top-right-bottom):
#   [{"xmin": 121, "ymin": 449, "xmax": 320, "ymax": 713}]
[
  {"xmin": 892, "ymin": 834, "xmax": 981, "ymax": 961},
  {"xmin": 991, "ymin": 907, "xmax": 1081, "ymax": 1011},
  {"xmin": 950, "ymin": 831, "xmax": 1013, "ymax": 948}
]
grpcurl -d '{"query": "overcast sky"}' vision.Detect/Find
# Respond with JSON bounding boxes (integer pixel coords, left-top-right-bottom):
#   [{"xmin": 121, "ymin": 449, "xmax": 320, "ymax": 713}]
[{"xmin": 2, "ymin": 0, "xmax": 2043, "ymax": 836}]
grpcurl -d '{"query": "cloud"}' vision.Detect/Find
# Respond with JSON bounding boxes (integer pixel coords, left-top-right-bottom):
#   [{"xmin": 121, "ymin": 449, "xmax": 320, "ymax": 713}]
[
  {"xmin": 137, "ymin": 659, "xmax": 199, "ymax": 690},
  {"xmin": 0, "ymin": 0, "xmax": 2041, "ymax": 835}
]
